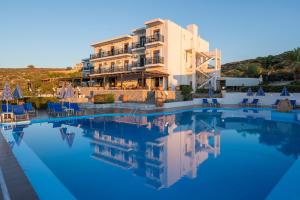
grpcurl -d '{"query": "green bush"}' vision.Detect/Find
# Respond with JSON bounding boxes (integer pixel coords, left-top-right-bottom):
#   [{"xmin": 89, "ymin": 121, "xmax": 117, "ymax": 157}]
[
  {"xmin": 94, "ymin": 94, "xmax": 115, "ymax": 104},
  {"xmin": 180, "ymin": 85, "xmax": 193, "ymax": 101},
  {"xmin": 24, "ymin": 97, "xmax": 59, "ymax": 109}
]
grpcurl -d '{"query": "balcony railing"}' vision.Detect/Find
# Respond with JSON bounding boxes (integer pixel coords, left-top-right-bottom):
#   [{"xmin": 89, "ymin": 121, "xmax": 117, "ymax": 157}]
[
  {"xmin": 132, "ymin": 42, "xmax": 145, "ymax": 49},
  {"xmin": 132, "ymin": 61, "xmax": 145, "ymax": 68},
  {"xmin": 90, "ymin": 48, "xmax": 131, "ymax": 60},
  {"xmin": 93, "ymin": 65, "xmax": 132, "ymax": 74},
  {"xmin": 146, "ymin": 57, "xmax": 164, "ymax": 65},
  {"xmin": 146, "ymin": 34, "xmax": 164, "ymax": 44}
]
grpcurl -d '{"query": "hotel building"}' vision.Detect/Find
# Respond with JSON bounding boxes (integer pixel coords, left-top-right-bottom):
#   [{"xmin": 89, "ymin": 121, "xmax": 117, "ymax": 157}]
[{"xmin": 87, "ymin": 18, "xmax": 221, "ymax": 91}]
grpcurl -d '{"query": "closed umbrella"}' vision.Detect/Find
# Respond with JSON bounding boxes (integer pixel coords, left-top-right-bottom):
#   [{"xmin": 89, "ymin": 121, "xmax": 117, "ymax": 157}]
[
  {"xmin": 1, "ymin": 82, "xmax": 13, "ymax": 113},
  {"xmin": 247, "ymin": 88, "xmax": 253, "ymax": 96},
  {"xmin": 64, "ymin": 84, "xmax": 74, "ymax": 109},
  {"xmin": 13, "ymin": 84, "xmax": 23, "ymax": 104},
  {"xmin": 256, "ymin": 87, "xmax": 265, "ymax": 96},
  {"xmin": 280, "ymin": 86, "xmax": 290, "ymax": 96}
]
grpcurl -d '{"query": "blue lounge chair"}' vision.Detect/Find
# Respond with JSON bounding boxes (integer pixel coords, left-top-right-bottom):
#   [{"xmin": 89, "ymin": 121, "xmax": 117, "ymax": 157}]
[
  {"xmin": 70, "ymin": 103, "xmax": 84, "ymax": 115},
  {"xmin": 249, "ymin": 99, "xmax": 259, "ymax": 107},
  {"xmin": 52, "ymin": 103, "xmax": 66, "ymax": 117},
  {"xmin": 1, "ymin": 104, "xmax": 14, "ymax": 123},
  {"xmin": 23, "ymin": 102, "xmax": 36, "ymax": 114},
  {"xmin": 202, "ymin": 99, "xmax": 210, "ymax": 107},
  {"xmin": 212, "ymin": 99, "xmax": 220, "ymax": 107},
  {"xmin": 12, "ymin": 105, "xmax": 29, "ymax": 121},
  {"xmin": 239, "ymin": 98, "xmax": 248, "ymax": 106},
  {"xmin": 47, "ymin": 102, "xmax": 54, "ymax": 113},
  {"xmin": 1, "ymin": 104, "xmax": 12, "ymax": 113},
  {"xmin": 290, "ymin": 100, "xmax": 297, "ymax": 109},
  {"xmin": 272, "ymin": 99, "xmax": 280, "ymax": 108}
]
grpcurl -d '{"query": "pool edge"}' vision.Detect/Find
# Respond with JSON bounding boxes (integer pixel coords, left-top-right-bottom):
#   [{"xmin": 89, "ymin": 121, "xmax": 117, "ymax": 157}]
[{"xmin": 0, "ymin": 132, "xmax": 38, "ymax": 200}]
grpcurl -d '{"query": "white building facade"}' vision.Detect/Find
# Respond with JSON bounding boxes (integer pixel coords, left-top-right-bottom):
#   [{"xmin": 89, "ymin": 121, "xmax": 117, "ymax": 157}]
[{"xmin": 89, "ymin": 18, "xmax": 221, "ymax": 91}]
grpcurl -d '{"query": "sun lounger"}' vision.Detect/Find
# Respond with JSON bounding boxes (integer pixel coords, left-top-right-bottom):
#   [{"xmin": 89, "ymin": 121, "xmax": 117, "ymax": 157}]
[
  {"xmin": 12, "ymin": 105, "xmax": 29, "ymax": 121},
  {"xmin": 24, "ymin": 102, "xmax": 36, "ymax": 114},
  {"xmin": 239, "ymin": 98, "xmax": 248, "ymax": 106},
  {"xmin": 212, "ymin": 99, "xmax": 220, "ymax": 107},
  {"xmin": 272, "ymin": 99, "xmax": 280, "ymax": 108},
  {"xmin": 202, "ymin": 99, "xmax": 210, "ymax": 107},
  {"xmin": 290, "ymin": 100, "xmax": 297, "ymax": 109},
  {"xmin": 1, "ymin": 104, "xmax": 14, "ymax": 123},
  {"xmin": 249, "ymin": 99, "xmax": 259, "ymax": 107},
  {"xmin": 52, "ymin": 103, "xmax": 66, "ymax": 117},
  {"xmin": 70, "ymin": 103, "xmax": 84, "ymax": 115},
  {"xmin": 47, "ymin": 102, "xmax": 55, "ymax": 113},
  {"xmin": 1, "ymin": 104, "xmax": 12, "ymax": 113}
]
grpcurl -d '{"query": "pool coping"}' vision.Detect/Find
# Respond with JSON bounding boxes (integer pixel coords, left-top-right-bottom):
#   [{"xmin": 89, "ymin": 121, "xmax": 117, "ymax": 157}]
[{"xmin": 0, "ymin": 132, "xmax": 38, "ymax": 200}]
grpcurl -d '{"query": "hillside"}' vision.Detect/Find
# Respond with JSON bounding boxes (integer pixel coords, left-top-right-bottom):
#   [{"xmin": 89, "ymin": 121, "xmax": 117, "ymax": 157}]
[
  {"xmin": 0, "ymin": 67, "xmax": 81, "ymax": 95},
  {"xmin": 222, "ymin": 48, "xmax": 300, "ymax": 81}
]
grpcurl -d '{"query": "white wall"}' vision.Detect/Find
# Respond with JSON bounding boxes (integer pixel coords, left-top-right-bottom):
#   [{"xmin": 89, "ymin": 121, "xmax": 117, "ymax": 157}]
[
  {"xmin": 223, "ymin": 77, "xmax": 260, "ymax": 87},
  {"xmin": 193, "ymin": 92, "xmax": 300, "ymax": 106}
]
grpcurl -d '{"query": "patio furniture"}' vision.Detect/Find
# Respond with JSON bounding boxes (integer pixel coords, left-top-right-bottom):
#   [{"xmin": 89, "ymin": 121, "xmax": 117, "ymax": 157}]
[
  {"xmin": 70, "ymin": 103, "xmax": 84, "ymax": 115},
  {"xmin": 249, "ymin": 99, "xmax": 259, "ymax": 107},
  {"xmin": 202, "ymin": 99, "xmax": 210, "ymax": 107},
  {"xmin": 272, "ymin": 100, "xmax": 280, "ymax": 108},
  {"xmin": 23, "ymin": 102, "xmax": 36, "ymax": 114},
  {"xmin": 47, "ymin": 102, "xmax": 55, "ymax": 113},
  {"xmin": 212, "ymin": 99, "xmax": 220, "ymax": 107},
  {"xmin": 239, "ymin": 98, "xmax": 248, "ymax": 106},
  {"xmin": 52, "ymin": 103, "xmax": 66, "ymax": 117},
  {"xmin": 12, "ymin": 105, "xmax": 29, "ymax": 121},
  {"xmin": 290, "ymin": 100, "xmax": 297, "ymax": 109},
  {"xmin": 1, "ymin": 104, "xmax": 14, "ymax": 123}
]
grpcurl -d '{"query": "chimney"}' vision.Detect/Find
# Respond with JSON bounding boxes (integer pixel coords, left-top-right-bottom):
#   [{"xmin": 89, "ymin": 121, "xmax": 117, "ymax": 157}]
[{"xmin": 187, "ymin": 24, "xmax": 198, "ymax": 36}]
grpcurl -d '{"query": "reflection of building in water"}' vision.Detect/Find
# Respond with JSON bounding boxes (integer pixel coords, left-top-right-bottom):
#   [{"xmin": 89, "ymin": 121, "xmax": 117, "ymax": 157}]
[{"xmin": 83, "ymin": 114, "xmax": 221, "ymax": 189}]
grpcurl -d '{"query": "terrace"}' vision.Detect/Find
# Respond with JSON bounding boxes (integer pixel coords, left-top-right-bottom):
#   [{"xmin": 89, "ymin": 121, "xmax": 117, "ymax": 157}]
[{"xmin": 90, "ymin": 48, "xmax": 131, "ymax": 61}]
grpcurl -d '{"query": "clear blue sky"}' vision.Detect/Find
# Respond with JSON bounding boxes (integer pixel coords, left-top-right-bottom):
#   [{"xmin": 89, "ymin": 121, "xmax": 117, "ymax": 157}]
[{"xmin": 0, "ymin": 0, "xmax": 299, "ymax": 68}]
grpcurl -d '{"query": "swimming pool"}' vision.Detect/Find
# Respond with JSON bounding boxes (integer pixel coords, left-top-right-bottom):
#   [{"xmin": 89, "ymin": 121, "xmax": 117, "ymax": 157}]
[{"xmin": 1, "ymin": 108, "xmax": 300, "ymax": 200}]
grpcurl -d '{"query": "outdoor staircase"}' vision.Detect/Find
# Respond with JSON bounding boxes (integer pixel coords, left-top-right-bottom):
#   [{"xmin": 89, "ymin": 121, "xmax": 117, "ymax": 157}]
[{"xmin": 195, "ymin": 49, "xmax": 221, "ymax": 90}]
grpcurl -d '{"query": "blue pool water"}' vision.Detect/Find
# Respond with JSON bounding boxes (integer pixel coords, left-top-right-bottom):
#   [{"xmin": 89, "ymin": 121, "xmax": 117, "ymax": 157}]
[{"xmin": 1, "ymin": 108, "xmax": 300, "ymax": 200}]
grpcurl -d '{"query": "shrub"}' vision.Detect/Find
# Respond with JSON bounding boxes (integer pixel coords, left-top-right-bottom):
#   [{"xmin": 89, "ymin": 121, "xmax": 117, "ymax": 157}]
[
  {"xmin": 94, "ymin": 94, "xmax": 114, "ymax": 104},
  {"xmin": 180, "ymin": 85, "xmax": 193, "ymax": 101},
  {"xmin": 24, "ymin": 97, "xmax": 59, "ymax": 109}
]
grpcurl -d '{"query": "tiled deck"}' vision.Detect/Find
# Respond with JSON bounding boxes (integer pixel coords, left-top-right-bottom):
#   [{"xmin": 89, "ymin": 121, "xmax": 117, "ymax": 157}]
[{"xmin": 0, "ymin": 133, "xmax": 38, "ymax": 200}]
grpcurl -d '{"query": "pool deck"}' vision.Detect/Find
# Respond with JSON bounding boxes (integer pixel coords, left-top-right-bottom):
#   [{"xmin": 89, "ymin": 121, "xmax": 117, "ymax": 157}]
[{"xmin": 0, "ymin": 133, "xmax": 38, "ymax": 200}]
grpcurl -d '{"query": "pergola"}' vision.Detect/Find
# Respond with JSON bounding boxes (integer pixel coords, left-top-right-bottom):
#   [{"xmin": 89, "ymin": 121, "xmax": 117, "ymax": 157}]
[{"xmin": 88, "ymin": 70, "xmax": 169, "ymax": 88}]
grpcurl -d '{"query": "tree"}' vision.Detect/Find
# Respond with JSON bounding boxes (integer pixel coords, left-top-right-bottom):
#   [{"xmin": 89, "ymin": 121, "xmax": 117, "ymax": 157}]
[
  {"xmin": 27, "ymin": 65, "xmax": 35, "ymax": 69},
  {"xmin": 293, "ymin": 62, "xmax": 300, "ymax": 80},
  {"xmin": 284, "ymin": 47, "xmax": 300, "ymax": 63},
  {"xmin": 246, "ymin": 64, "xmax": 261, "ymax": 77}
]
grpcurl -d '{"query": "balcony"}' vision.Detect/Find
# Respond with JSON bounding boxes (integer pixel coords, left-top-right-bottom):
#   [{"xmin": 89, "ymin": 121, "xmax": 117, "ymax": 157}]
[
  {"xmin": 145, "ymin": 35, "xmax": 164, "ymax": 46},
  {"xmin": 132, "ymin": 42, "xmax": 145, "ymax": 50},
  {"xmin": 145, "ymin": 57, "xmax": 164, "ymax": 67},
  {"xmin": 90, "ymin": 48, "xmax": 131, "ymax": 60},
  {"xmin": 132, "ymin": 61, "xmax": 145, "ymax": 69},
  {"xmin": 92, "ymin": 65, "xmax": 132, "ymax": 74}
]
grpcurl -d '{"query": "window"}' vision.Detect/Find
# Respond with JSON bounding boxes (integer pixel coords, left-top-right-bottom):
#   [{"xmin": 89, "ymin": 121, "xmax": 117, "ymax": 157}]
[
  {"xmin": 111, "ymin": 62, "xmax": 115, "ymax": 72},
  {"xmin": 140, "ymin": 36, "xmax": 146, "ymax": 46},
  {"xmin": 124, "ymin": 60, "xmax": 129, "ymax": 71},
  {"xmin": 98, "ymin": 63, "xmax": 102, "ymax": 73},
  {"xmin": 140, "ymin": 55, "xmax": 145, "ymax": 66},
  {"xmin": 124, "ymin": 43, "xmax": 129, "ymax": 53},
  {"xmin": 110, "ymin": 46, "xmax": 115, "ymax": 55}
]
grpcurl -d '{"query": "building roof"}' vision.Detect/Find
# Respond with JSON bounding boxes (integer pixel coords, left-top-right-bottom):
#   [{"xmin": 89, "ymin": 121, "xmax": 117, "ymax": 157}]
[
  {"xmin": 144, "ymin": 18, "xmax": 165, "ymax": 26},
  {"xmin": 91, "ymin": 34, "xmax": 133, "ymax": 47}
]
